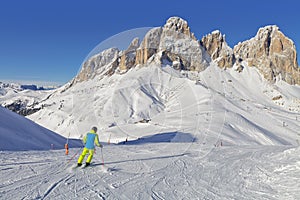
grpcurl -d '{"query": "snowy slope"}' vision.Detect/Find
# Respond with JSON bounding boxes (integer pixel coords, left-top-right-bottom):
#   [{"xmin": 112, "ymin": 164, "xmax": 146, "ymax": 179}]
[
  {"xmin": 0, "ymin": 144, "xmax": 299, "ymax": 199},
  {"xmin": 0, "ymin": 106, "xmax": 81, "ymax": 151},
  {"xmin": 27, "ymin": 62, "xmax": 300, "ymax": 146}
]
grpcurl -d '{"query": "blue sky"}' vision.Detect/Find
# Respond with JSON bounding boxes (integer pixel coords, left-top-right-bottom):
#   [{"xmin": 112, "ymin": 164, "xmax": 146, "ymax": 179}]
[{"xmin": 0, "ymin": 0, "xmax": 299, "ymax": 85}]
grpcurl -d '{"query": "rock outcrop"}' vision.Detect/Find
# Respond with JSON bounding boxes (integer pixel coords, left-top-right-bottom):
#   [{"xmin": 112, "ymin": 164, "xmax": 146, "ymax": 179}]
[
  {"xmin": 119, "ymin": 38, "xmax": 139, "ymax": 71},
  {"xmin": 158, "ymin": 17, "xmax": 209, "ymax": 71},
  {"xmin": 4, "ymin": 100, "xmax": 41, "ymax": 116},
  {"xmin": 135, "ymin": 17, "xmax": 210, "ymax": 71},
  {"xmin": 135, "ymin": 27, "xmax": 162, "ymax": 65},
  {"xmin": 75, "ymin": 48, "xmax": 119, "ymax": 82},
  {"xmin": 75, "ymin": 18, "xmax": 299, "ymax": 85},
  {"xmin": 234, "ymin": 25, "xmax": 300, "ymax": 84},
  {"xmin": 162, "ymin": 16, "xmax": 196, "ymax": 40},
  {"xmin": 201, "ymin": 30, "xmax": 235, "ymax": 69}
]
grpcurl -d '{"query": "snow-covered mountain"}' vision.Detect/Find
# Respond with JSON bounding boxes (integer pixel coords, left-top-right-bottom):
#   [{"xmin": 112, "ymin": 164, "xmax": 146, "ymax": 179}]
[
  {"xmin": 27, "ymin": 64, "xmax": 300, "ymax": 145},
  {"xmin": 0, "ymin": 82, "xmax": 55, "ymax": 116},
  {"xmin": 0, "ymin": 105, "xmax": 81, "ymax": 151},
  {"xmin": 1, "ymin": 16, "xmax": 299, "ymax": 146},
  {"xmin": 24, "ymin": 17, "xmax": 300, "ymax": 146}
]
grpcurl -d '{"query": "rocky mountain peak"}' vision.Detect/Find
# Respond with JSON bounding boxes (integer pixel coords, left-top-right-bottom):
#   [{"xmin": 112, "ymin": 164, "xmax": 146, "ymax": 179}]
[
  {"xmin": 126, "ymin": 37, "xmax": 140, "ymax": 52},
  {"xmin": 119, "ymin": 37, "xmax": 140, "ymax": 71},
  {"xmin": 75, "ymin": 48, "xmax": 120, "ymax": 82},
  {"xmin": 135, "ymin": 27, "xmax": 163, "ymax": 66},
  {"xmin": 75, "ymin": 18, "xmax": 299, "ymax": 85},
  {"xmin": 234, "ymin": 25, "xmax": 300, "ymax": 84},
  {"xmin": 201, "ymin": 30, "xmax": 235, "ymax": 69},
  {"xmin": 163, "ymin": 17, "xmax": 196, "ymax": 40},
  {"xmin": 158, "ymin": 17, "xmax": 209, "ymax": 71},
  {"xmin": 256, "ymin": 25, "xmax": 282, "ymax": 41},
  {"xmin": 135, "ymin": 17, "xmax": 209, "ymax": 71}
]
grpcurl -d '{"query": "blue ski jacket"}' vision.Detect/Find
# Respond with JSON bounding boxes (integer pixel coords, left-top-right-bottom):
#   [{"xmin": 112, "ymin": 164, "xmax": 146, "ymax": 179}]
[{"xmin": 83, "ymin": 130, "xmax": 100, "ymax": 149}]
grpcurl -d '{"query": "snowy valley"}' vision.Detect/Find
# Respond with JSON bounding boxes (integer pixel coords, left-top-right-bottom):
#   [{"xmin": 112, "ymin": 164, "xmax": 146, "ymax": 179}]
[{"xmin": 1, "ymin": 16, "xmax": 300, "ymax": 199}]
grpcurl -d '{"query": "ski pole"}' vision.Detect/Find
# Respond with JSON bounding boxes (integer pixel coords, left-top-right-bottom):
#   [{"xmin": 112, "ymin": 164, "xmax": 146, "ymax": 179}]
[
  {"xmin": 100, "ymin": 147, "xmax": 105, "ymax": 166},
  {"xmin": 65, "ymin": 147, "xmax": 83, "ymax": 167}
]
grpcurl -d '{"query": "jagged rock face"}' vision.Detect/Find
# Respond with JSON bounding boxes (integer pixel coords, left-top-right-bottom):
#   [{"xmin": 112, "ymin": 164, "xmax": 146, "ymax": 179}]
[
  {"xmin": 75, "ymin": 17, "xmax": 210, "ymax": 81},
  {"xmin": 119, "ymin": 38, "xmax": 139, "ymax": 71},
  {"xmin": 201, "ymin": 30, "xmax": 235, "ymax": 69},
  {"xmin": 75, "ymin": 18, "xmax": 299, "ymax": 85},
  {"xmin": 159, "ymin": 17, "xmax": 209, "ymax": 71},
  {"xmin": 135, "ymin": 27, "xmax": 162, "ymax": 65},
  {"xmin": 75, "ymin": 48, "xmax": 119, "ymax": 82},
  {"xmin": 234, "ymin": 25, "xmax": 300, "ymax": 84},
  {"xmin": 3, "ymin": 99, "xmax": 41, "ymax": 116},
  {"xmin": 77, "ymin": 38, "xmax": 140, "ymax": 80},
  {"xmin": 136, "ymin": 17, "xmax": 209, "ymax": 71},
  {"xmin": 162, "ymin": 16, "xmax": 196, "ymax": 40}
]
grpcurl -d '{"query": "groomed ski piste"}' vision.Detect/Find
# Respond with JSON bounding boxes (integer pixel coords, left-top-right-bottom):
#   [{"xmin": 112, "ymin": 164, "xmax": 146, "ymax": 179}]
[
  {"xmin": 1, "ymin": 63, "xmax": 300, "ymax": 199},
  {"xmin": 1, "ymin": 143, "xmax": 300, "ymax": 199}
]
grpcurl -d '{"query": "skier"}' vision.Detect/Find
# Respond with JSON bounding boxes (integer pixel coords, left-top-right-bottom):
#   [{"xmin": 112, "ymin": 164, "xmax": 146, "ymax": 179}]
[{"xmin": 77, "ymin": 126, "xmax": 102, "ymax": 167}]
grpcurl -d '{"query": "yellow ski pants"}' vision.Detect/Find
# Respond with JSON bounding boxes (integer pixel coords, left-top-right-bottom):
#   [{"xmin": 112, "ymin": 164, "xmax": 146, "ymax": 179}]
[{"xmin": 77, "ymin": 147, "xmax": 95, "ymax": 164}]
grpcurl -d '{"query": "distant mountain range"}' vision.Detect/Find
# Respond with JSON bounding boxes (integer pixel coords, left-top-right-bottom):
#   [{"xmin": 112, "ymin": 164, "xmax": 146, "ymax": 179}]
[{"xmin": 0, "ymin": 82, "xmax": 58, "ymax": 115}]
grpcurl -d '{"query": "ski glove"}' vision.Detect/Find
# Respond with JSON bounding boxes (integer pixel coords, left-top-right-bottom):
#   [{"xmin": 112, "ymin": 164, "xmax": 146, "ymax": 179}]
[{"xmin": 99, "ymin": 144, "xmax": 103, "ymax": 148}]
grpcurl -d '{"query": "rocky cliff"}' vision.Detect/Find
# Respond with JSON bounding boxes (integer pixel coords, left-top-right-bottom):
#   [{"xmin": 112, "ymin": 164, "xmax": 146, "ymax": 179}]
[
  {"xmin": 158, "ymin": 17, "xmax": 209, "ymax": 71},
  {"xmin": 135, "ymin": 27, "xmax": 162, "ymax": 65},
  {"xmin": 201, "ymin": 30, "xmax": 235, "ymax": 69},
  {"xmin": 75, "ymin": 48, "xmax": 119, "ymax": 82},
  {"xmin": 135, "ymin": 16, "xmax": 210, "ymax": 71},
  {"xmin": 119, "ymin": 37, "xmax": 140, "ymax": 71},
  {"xmin": 233, "ymin": 25, "xmax": 300, "ymax": 84},
  {"xmin": 75, "ymin": 17, "xmax": 300, "ymax": 85}
]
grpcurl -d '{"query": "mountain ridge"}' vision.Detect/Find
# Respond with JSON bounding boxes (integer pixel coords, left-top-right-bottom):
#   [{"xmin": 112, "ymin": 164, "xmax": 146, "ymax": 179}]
[{"xmin": 75, "ymin": 16, "xmax": 299, "ymax": 85}]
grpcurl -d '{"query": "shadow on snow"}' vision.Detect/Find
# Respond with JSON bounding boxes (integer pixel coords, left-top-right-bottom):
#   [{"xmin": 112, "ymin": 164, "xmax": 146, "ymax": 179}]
[
  {"xmin": 118, "ymin": 131, "xmax": 196, "ymax": 145},
  {"xmin": 91, "ymin": 132, "xmax": 194, "ymax": 167}
]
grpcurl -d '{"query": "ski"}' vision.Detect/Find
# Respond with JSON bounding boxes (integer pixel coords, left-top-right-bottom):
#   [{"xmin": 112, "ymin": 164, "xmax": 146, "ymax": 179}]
[
  {"xmin": 71, "ymin": 165, "xmax": 81, "ymax": 170},
  {"xmin": 82, "ymin": 164, "xmax": 91, "ymax": 168}
]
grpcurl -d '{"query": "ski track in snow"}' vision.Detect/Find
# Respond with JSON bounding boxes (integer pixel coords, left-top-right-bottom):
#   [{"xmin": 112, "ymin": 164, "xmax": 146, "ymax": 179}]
[{"xmin": 1, "ymin": 144, "xmax": 300, "ymax": 199}]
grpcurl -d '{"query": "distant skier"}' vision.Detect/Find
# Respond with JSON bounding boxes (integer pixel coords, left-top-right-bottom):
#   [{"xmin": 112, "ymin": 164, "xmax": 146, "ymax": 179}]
[{"xmin": 77, "ymin": 126, "xmax": 102, "ymax": 167}]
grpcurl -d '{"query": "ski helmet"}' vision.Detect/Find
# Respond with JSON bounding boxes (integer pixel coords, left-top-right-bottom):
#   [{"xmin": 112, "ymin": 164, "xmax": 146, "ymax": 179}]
[{"xmin": 91, "ymin": 126, "xmax": 97, "ymax": 132}]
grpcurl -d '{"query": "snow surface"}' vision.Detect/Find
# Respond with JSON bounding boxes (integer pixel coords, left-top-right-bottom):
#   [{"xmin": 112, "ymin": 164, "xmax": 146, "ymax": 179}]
[
  {"xmin": 1, "ymin": 61, "xmax": 300, "ymax": 199},
  {"xmin": 0, "ymin": 106, "xmax": 81, "ymax": 151},
  {"xmin": 0, "ymin": 144, "xmax": 299, "ymax": 199}
]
